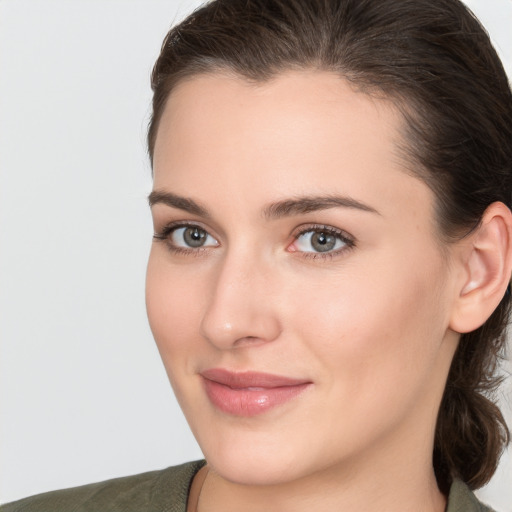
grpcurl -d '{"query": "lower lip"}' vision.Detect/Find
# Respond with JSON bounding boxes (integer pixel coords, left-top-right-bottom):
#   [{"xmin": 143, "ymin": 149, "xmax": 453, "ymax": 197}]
[{"xmin": 202, "ymin": 378, "xmax": 311, "ymax": 417}]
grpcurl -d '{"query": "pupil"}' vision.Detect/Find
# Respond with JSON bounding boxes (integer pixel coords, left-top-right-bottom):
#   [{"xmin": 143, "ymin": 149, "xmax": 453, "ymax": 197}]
[
  {"xmin": 311, "ymin": 232, "xmax": 335, "ymax": 252},
  {"xmin": 184, "ymin": 227, "xmax": 206, "ymax": 247}
]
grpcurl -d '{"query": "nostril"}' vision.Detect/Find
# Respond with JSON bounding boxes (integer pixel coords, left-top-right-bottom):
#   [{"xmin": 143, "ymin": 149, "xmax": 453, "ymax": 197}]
[{"xmin": 232, "ymin": 336, "xmax": 266, "ymax": 348}]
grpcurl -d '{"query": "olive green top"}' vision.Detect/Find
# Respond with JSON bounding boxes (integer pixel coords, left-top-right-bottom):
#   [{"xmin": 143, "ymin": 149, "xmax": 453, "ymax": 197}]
[{"xmin": 0, "ymin": 460, "xmax": 495, "ymax": 512}]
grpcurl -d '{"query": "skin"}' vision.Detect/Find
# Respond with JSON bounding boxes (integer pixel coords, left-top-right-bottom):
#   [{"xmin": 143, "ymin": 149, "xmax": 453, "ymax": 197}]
[{"xmin": 146, "ymin": 70, "xmax": 467, "ymax": 512}]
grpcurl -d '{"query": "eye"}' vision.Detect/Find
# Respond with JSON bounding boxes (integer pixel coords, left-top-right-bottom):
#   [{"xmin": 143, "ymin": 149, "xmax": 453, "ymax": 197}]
[
  {"xmin": 171, "ymin": 226, "xmax": 217, "ymax": 248},
  {"xmin": 154, "ymin": 223, "xmax": 219, "ymax": 252},
  {"xmin": 289, "ymin": 226, "xmax": 354, "ymax": 255}
]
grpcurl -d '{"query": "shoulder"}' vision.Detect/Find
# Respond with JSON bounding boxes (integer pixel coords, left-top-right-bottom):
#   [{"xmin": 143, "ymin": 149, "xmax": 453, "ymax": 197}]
[
  {"xmin": 446, "ymin": 479, "xmax": 496, "ymax": 512},
  {"xmin": 0, "ymin": 460, "xmax": 206, "ymax": 512}
]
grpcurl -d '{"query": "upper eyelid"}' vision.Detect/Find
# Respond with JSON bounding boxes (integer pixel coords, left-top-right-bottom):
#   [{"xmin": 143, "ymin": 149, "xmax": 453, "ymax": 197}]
[
  {"xmin": 153, "ymin": 216, "xmax": 228, "ymax": 241},
  {"xmin": 155, "ymin": 220, "xmax": 213, "ymax": 234},
  {"xmin": 291, "ymin": 223, "xmax": 355, "ymax": 241}
]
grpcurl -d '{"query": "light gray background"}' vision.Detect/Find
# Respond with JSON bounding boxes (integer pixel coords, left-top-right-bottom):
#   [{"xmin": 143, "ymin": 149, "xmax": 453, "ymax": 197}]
[{"xmin": 0, "ymin": 0, "xmax": 511, "ymax": 508}]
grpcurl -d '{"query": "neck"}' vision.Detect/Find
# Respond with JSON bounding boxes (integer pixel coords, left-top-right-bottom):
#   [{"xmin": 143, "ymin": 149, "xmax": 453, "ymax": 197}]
[
  {"xmin": 199, "ymin": 463, "xmax": 445, "ymax": 512},
  {"xmin": 197, "ymin": 410, "xmax": 447, "ymax": 512}
]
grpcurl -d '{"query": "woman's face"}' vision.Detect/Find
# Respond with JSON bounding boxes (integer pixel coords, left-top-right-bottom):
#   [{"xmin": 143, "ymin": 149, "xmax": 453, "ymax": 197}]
[{"xmin": 146, "ymin": 71, "xmax": 461, "ymax": 485}]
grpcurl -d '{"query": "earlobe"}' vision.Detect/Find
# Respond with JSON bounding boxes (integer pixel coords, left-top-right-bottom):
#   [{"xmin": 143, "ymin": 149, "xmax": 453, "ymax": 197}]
[{"xmin": 450, "ymin": 202, "xmax": 512, "ymax": 334}]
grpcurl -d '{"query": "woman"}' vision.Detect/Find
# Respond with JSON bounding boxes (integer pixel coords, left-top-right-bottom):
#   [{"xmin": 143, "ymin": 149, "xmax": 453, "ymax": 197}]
[{"xmin": 2, "ymin": 0, "xmax": 511, "ymax": 510}]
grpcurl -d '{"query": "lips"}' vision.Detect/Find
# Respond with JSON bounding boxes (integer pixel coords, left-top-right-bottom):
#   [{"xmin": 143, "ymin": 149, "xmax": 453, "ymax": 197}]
[{"xmin": 201, "ymin": 368, "xmax": 312, "ymax": 417}]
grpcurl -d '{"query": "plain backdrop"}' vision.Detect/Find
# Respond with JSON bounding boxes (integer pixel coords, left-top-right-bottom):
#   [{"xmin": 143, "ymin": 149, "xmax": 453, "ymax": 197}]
[{"xmin": 0, "ymin": 0, "xmax": 511, "ymax": 508}]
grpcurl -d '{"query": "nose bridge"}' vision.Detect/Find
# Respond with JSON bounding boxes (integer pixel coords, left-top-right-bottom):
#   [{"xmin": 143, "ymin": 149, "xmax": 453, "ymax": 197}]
[{"xmin": 200, "ymin": 244, "xmax": 281, "ymax": 349}]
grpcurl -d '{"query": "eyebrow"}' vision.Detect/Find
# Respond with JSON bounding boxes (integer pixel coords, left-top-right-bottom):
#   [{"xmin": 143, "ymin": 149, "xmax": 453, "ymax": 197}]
[
  {"xmin": 148, "ymin": 190, "xmax": 210, "ymax": 218},
  {"xmin": 148, "ymin": 190, "xmax": 379, "ymax": 219},
  {"xmin": 262, "ymin": 195, "xmax": 380, "ymax": 219}
]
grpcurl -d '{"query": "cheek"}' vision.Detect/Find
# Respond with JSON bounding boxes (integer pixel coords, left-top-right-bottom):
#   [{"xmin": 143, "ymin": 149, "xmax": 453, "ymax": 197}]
[
  {"xmin": 285, "ymin": 250, "xmax": 450, "ymax": 397},
  {"xmin": 145, "ymin": 252, "xmax": 206, "ymax": 369}
]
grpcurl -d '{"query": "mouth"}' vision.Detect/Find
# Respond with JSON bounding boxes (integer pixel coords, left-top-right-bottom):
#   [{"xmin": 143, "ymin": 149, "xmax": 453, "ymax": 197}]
[{"xmin": 200, "ymin": 368, "xmax": 312, "ymax": 417}]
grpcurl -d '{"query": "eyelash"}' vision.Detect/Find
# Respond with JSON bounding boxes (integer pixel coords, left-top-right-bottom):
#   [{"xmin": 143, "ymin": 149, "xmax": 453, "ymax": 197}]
[
  {"xmin": 291, "ymin": 224, "xmax": 355, "ymax": 260},
  {"xmin": 153, "ymin": 222, "xmax": 356, "ymax": 260},
  {"xmin": 153, "ymin": 222, "xmax": 216, "ymax": 256}
]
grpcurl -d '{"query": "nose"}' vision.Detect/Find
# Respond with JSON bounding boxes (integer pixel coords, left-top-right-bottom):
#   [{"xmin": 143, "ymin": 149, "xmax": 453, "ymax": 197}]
[{"xmin": 200, "ymin": 250, "xmax": 282, "ymax": 349}]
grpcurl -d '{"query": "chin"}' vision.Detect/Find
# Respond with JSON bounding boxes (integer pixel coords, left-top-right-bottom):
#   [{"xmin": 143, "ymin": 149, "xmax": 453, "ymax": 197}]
[
  {"xmin": 207, "ymin": 451, "xmax": 304, "ymax": 486},
  {"xmin": 196, "ymin": 423, "xmax": 323, "ymax": 486}
]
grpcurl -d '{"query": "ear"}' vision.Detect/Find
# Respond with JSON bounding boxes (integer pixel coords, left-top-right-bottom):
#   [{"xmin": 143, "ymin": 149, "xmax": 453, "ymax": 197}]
[{"xmin": 449, "ymin": 202, "xmax": 512, "ymax": 334}]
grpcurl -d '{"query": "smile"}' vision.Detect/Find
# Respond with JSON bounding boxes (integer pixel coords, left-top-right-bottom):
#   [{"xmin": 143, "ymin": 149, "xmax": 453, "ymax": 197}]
[{"xmin": 201, "ymin": 368, "xmax": 312, "ymax": 417}]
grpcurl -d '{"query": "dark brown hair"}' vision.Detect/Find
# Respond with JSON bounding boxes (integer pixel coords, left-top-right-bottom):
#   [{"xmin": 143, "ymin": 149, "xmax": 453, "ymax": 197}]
[{"xmin": 148, "ymin": 0, "xmax": 512, "ymax": 492}]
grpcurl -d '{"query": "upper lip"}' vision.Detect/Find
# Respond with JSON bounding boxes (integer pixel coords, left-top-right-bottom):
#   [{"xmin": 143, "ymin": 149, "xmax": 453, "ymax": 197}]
[{"xmin": 201, "ymin": 368, "xmax": 311, "ymax": 388}]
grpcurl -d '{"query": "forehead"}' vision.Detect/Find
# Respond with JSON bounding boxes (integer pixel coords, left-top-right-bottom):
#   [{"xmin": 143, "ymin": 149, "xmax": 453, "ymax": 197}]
[
  {"xmin": 154, "ymin": 69, "xmax": 402, "ymax": 161},
  {"xmin": 152, "ymin": 70, "xmax": 434, "ymax": 230},
  {"xmin": 154, "ymin": 70, "xmax": 403, "ymax": 174}
]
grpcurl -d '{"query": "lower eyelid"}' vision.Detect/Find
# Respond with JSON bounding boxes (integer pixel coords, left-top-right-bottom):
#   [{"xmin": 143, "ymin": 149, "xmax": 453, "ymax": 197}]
[
  {"xmin": 153, "ymin": 236, "xmax": 214, "ymax": 257},
  {"xmin": 301, "ymin": 251, "xmax": 337, "ymax": 261}
]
